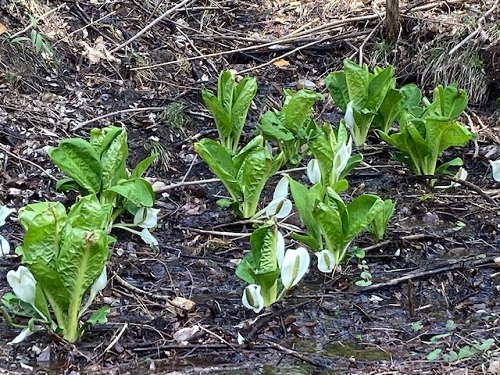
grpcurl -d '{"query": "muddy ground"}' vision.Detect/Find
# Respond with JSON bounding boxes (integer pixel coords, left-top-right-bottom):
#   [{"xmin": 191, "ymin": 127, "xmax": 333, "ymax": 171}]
[{"xmin": 1, "ymin": 0, "xmax": 500, "ymax": 374}]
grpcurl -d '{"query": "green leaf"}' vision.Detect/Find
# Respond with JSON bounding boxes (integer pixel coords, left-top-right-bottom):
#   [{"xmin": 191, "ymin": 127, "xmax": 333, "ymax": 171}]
[
  {"xmin": 343, "ymin": 60, "xmax": 370, "ymax": 107},
  {"xmin": 477, "ymin": 338, "xmax": 495, "ymax": 351},
  {"xmin": 106, "ymin": 178, "xmax": 155, "ymax": 207},
  {"xmin": 290, "ymin": 233, "xmax": 320, "ymax": 252},
  {"xmin": 27, "ymin": 261, "xmax": 71, "ymax": 312},
  {"xmin": 315, "ymin": 202, "xmax": 344, "ymax": 257},
  {"xmin": 202, "ymin": 90, "xmax": 232, "ymax": 140},
  {"xmin": 434, "ymin": 157, "xmax": 463, "ymax": 176},
  {"xmin": 428, "ymin": 84, "xmax": 468, "ymax": 120},
  {"xmin": 427, "ymin": 348, "xmax": 442, "ymax": 361},
  {"xmin": 131, "ymin": 154, "xmax": 158, "ymax": 178},
  {"xmin": 368, "ymin": 199, "xmax": 395, "ymax": 241},
  {"xmin": 325, "ymin": 71, "xmax": 349, "ymax": 111},
  {"xmin": 457, "ymin": 345, "xmax": 476, "ymax": 360},
  {"xmin": 257, "ymin": 111, "xmax": 295, "ymax": 142},
  {"xmin": 67, "ymin": 195, "xmax": 111, "ymax": 230},
  {"xmin": 443, "ymin": 350, "xmax": 458, "ymax": 363},
  {"xmin": 236, "ymin": 253, "xmax": 257, "ymax": 284},
  {"xmin": 345, "ymin": 195, "xmax": 385, "ymax": 241},
  {"xmin": 237, "ymin": 148, "xmax": 276, "ymax": 218},
  {"xmin": 18, "ymin": 202, "xmax": 67, "ymax": 265},
  {"xmin": 194, "ymin": 138, "xmax": 241, "ymax": 201},
  {"xmin": 57, "ymin": 228, "xmax": 109, "ymax": 304},
  {"xmin": 230, "ymin": 76, "xmax": 258, "ymax": 142},
  {"xmin": 85, "ymin": 306, "xmax": 110, "ymax": 325},
  {"xmin": 282, "ymin": 89, "xmax": 324, "ymax": 134},
  {"xmin": 365, "ymin": 65, "xmax": 394, "ymax": 111},
  {"xmin": 98, "ymin": 127, "xmax": 128, "ymax": 189},
  {"xmin": 48, "ymin": 138, "xmax": 102, "ymax": 194},
  {"xmin": 288, "ymin": 178, "xmax": 323, "ymax": 247}
]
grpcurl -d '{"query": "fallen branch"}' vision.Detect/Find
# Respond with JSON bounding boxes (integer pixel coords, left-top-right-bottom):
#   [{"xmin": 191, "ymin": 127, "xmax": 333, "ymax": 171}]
[{"xmin": 361, "ymin": 255, "xmax": 499, "ymax": 292}]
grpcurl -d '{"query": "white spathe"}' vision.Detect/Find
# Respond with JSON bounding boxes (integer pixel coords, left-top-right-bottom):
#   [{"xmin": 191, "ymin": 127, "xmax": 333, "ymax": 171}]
[
  {"xmin": 0, "ymin": 235, "xmax": 10, "ymax": 257},
  {"xmin": 0, "ymin": 206, "xmax": 15, "ymax": 227},
  {"xmin": 254, "ymin": 176, "xmax": 292, "ymax": 219},
  {"xmin": 344, "ymin": 101, "xmax": 355, "ymax": 131},
  {"xmin": 306, "ymin": 159, "xmax": 321, "ymax": 185},
  {"xmin": 79, "ymin": 266, "xmax": 108, "ymax": 317},
  {"xmin": 7, "ymin": 266, "xmax": 37, "ymax": 305},
  {"xmin": 276, "ymin": 230, "xmax": 285, "ymax": 268},
  {"xmin": 0, "ymin": 206, "xmax": 14, "ymax": 227},
  {"xmin": 490, "ymin": 160, "xmax": 500, "ymax": 182},
  {"xmin": 281, "ymin": 247, "xmax": 310, "ymax": 289},
  {"xmin": 316, "ymin": 249, "xmax": 336, "ymax": 273},
  {"xmin": 242, "ymin": 284, "xmax": 265, "ymax": 313},
  {"xmin": 8, "ymin": 326, "xmax": 38, "ymax": 345},
  {"xmin": 333, "ymin": 136, "xmax": 352, "ymax": 181},
  {"xmin": 134, "ymin": 207, "xmax": 160, "ymax": 229},
  {"xmin": 139, "ymin": 228, "xmax": 159, "ymax": 247}
]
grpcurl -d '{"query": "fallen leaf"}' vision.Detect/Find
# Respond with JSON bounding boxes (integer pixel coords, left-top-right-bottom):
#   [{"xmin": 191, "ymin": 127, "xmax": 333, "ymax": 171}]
[{"xmin": 273, "ymin": 59, "xmax": 290, "ymax": 68}]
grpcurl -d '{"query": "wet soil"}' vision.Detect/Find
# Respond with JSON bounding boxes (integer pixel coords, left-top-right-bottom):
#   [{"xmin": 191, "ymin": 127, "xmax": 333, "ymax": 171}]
[{"xmin": 1, "ymin": 0, "xmax": 500, "ymax": 374}]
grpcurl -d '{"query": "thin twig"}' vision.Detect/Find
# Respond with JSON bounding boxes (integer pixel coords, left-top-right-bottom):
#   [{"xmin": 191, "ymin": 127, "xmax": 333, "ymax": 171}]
[
  {"xmin": 110, "ymin": 0, "xmax": 192, "ymax": 53},
  {"xmin": 0, "ymin": 145, "xmax": 57, "ymax": 181},
  {"xmin": 448, "ymin": 0, "xmax": 498, "ymax": 56},
  {"xmin": 361, "ymin": 255, "xmax": 499, "ymax": 292},
  {"xmin": 54, "ymin": 11, "xmax": 116, "ymax": 45},
  {"xmin": 132, "ymin": 14, "xmax": 380, "ymax": 71},
  {"xmin": 9, "ymin": 4, "xmax": 65, "ymax": 39},
  {"xmin": 238, "ymin": 37, "xmax": 329, "ymax": 75},
  {"xmin": 74, "ymin": 107, "xmax": 166, "ymax": 130}
]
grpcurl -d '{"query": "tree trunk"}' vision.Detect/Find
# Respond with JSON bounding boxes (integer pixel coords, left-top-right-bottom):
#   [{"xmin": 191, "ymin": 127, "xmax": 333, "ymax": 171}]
[{"xmin": 384, "ymin": 0, "xmax": 400, "ymax": 44}]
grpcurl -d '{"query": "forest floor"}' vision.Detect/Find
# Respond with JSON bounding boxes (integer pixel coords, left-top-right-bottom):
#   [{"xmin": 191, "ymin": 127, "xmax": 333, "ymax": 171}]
[{"xmin": 1, "ymin": 0, "xmax": 500, "ymax": 374}]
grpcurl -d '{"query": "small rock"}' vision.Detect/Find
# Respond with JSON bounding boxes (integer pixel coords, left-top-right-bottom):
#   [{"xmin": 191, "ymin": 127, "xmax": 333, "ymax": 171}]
[{"xmin": 297, "ymin": 79, "xmax": 316, "ymax": 90}]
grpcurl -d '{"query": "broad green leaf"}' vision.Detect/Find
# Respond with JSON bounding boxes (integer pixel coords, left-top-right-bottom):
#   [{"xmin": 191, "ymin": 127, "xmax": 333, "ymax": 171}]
[
  {"xmin": 48, "ymin": 138, "xmax": 102, "ymax": 194},
  {"xmin": 90, "ymin": 126, "xmax": 123, "ymax": 156},
  {"xmin": 233, "ymin": 135, "xmax": 264, "ymax": 170},
  {"xmin": 288, "ymin": 178, "xmax": 323, "ymax": 245},
  {"xmin": 314, "ymin": 202, "xmax": 343, "ymax": 255},
  {"xmin": 430, "ymin": 84, "xmax": 468, "ymax": 120},
  {"xmin": 374, "ymin": 88, "xmax": 402, "ymax": 132},
  {"xmin": 282, "ymin": 89, "xmax": 324, "ymax": 134},
  {"xmin": 238, "ymin": 148, "xmax": 276, "ymax": 218},
  {"xmin": 194, "ymin": 138, "xmax": 241, "ymax": 201},
  {"xmin": 434, "ymin": 157, "xmax": 463, "ymax": 175},
  {"xmin": 57, "ymin": 228, "xmax": 109, "ymax": 303},
  {"xmin": 257, "ymin": 111, "xmax": 295, "ymax": 143},
  {"xmin": 67, "ymin": 195, "xmax": 111, "ymax": 230},
  {"xmin": 231, "ymin": 76, "xmax": 258, "ymax": 140},
  {"xmin": 290, "ymin": 233, "xmax": 320, "ymax": 252},
  {"xmin": 457, "ymin": 346, "xmax": 476, "ymax": 360},
  {"xmin": 27, "ymin": 261, "xmax": 71, "ymax": 312},
  {"xmin": 365, "ymin": 65, "xmax": 394, "ymax": 111},
  {"xmin": 18, "ymin": 202, "xmax": 67, "ymax": 265},
  {"xmin": 325, "ymin": 71, "xmax": 349, "ymax": 111},
  {"xmin": 99, "ymin": 127, "xmax": 128, "ymax": 189},
  {"xmin": 106, "ymin": 178, "xmax": 155, "ymax": 208},
  {"xmin": 236, "ymin": 253, "xmax": 257, "ymax": 284},
  {"xmin": 131, "ymin": 154, "xmax": 158, "ymax": 178},
  {"xmin": 345, "ymin": 195, "xmax": 385, "ymax": 241},
  {"xmin": 55, "ymin": 178, "xmax": 81, "ymax": 193},
  {"xmin": 369, "ymin": 199, "xmax": 395, "ymax": 241},
  {"xmin": 202, "ymin": 90, "xmax": 232, "ymax": 140},
  {"xmin": 344, "ymin": 60, "xmax": 370, "ymax": 107}
]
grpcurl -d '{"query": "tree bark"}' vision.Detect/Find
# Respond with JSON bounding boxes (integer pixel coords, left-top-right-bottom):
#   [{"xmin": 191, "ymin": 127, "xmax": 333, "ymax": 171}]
[{"xmin": 384, "ymin": 0, "xmax": 400, "ymax": 44}]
